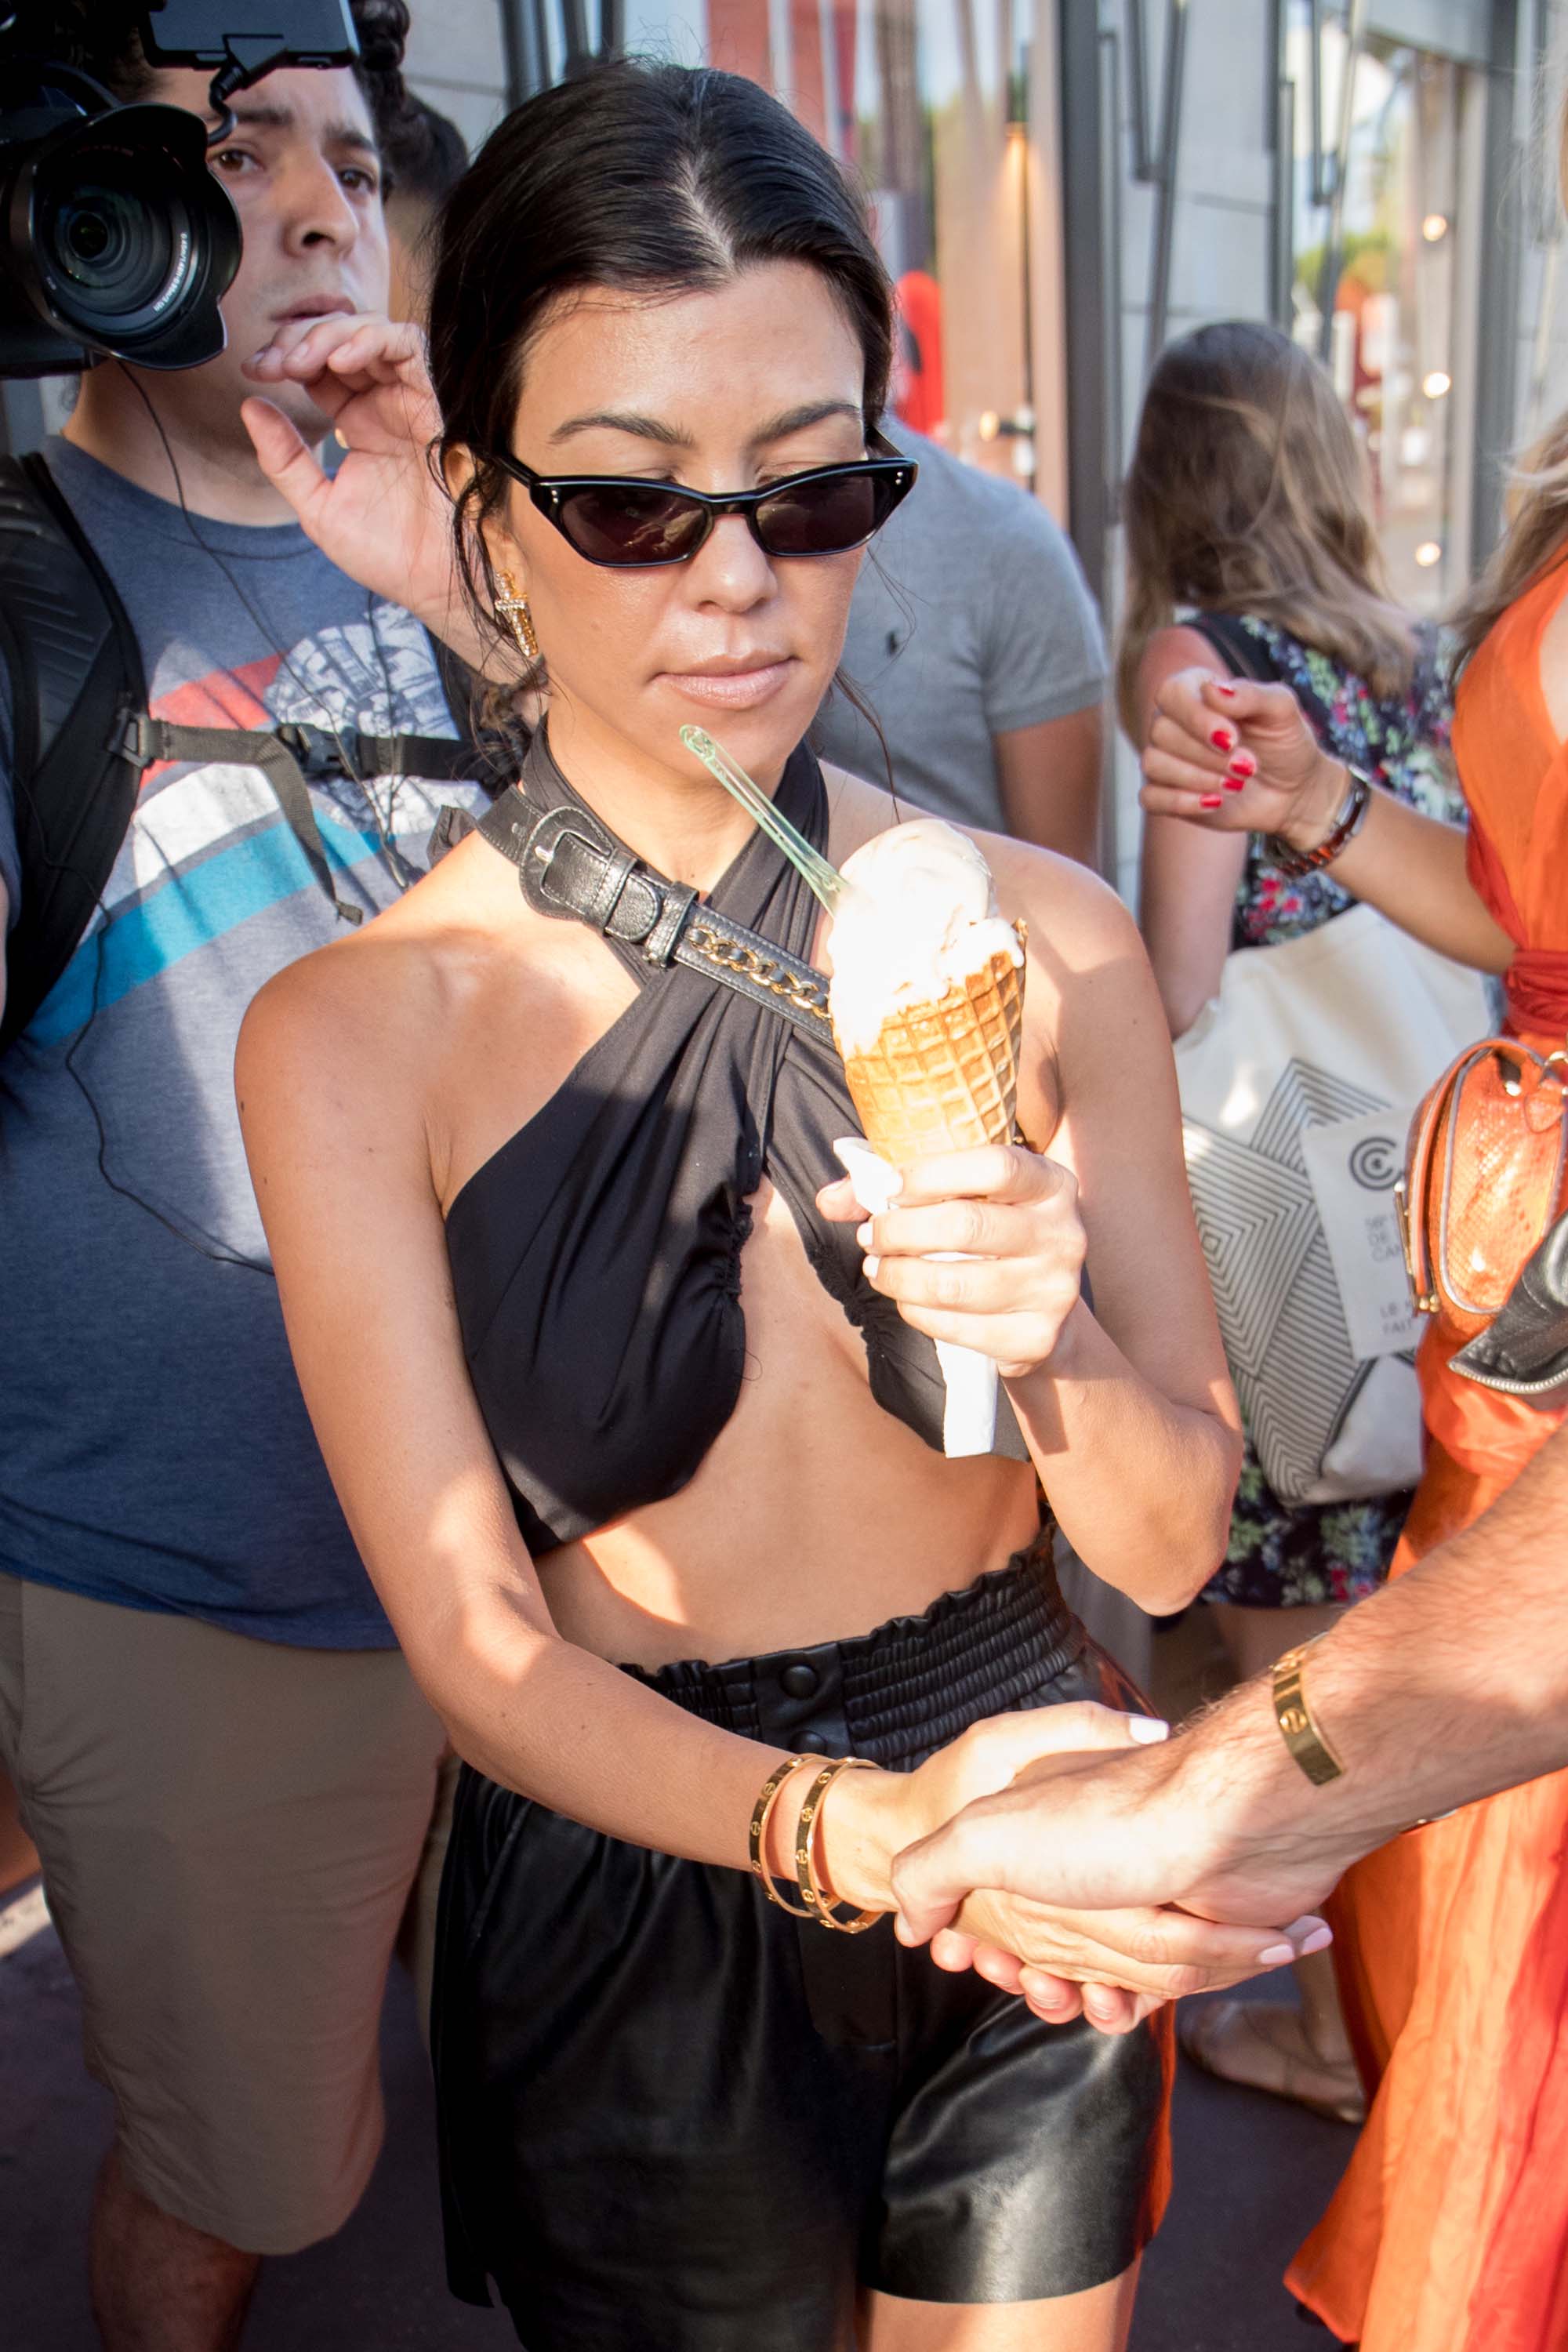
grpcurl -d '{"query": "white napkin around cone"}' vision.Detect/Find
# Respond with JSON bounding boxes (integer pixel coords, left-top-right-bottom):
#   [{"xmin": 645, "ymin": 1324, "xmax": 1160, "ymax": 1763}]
[{"xmin": 833, "ymin": 1135, "xmax": 1000, "ymax": 1459}]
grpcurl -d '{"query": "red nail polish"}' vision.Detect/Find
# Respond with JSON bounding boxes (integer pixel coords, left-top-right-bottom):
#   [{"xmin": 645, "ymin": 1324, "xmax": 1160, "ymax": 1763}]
[
  {"xmin": 1210, "ymin": 728, "xmax": 1234, "ymax": 751},
  {"xmin": 1200, "ymin": 793, "xmax": 1223, "ymax": 809},
  {"xmin": 1214, "ymin": 681, "xmax": 1237, "ymax": 698},
  {"xmin": 1229, "ymin": 753, "xmax": 1256, "ymax": 779},
  {"xmin": 1224, "ymin": 778, "xmax": 1245, "ymax": 793}
]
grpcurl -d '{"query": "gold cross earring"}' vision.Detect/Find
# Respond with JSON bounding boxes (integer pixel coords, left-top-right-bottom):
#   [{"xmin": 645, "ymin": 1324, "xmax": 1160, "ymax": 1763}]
[{"xmin": 495, "ymin": 570, "xmax": 540, "ymax": 664}]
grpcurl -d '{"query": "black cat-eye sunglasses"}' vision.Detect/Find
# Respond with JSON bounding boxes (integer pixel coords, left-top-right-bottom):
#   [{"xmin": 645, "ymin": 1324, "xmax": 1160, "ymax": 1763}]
[{"xmin": 486, "ymin": 432, "xmax": 917, "ymax": 570}]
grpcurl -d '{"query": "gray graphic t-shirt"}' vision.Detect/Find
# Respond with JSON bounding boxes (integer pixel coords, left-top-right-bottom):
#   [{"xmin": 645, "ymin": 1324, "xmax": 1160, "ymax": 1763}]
[{"xmin": 0, "ymin": 439, "xmax": 491, "ymax": 1646}]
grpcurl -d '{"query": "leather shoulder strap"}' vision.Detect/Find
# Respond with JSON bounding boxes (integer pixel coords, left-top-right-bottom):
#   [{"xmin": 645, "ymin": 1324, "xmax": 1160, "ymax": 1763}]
[{"xmin": 477, "ymin": 785, "xmax": 834, "ymax": 1040}]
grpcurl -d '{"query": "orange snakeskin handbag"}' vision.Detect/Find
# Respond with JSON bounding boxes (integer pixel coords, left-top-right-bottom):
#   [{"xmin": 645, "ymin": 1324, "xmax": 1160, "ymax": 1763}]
[{"xmin": 1396, "ymin": 1036, "xmax": 1568, "ymax": 1342}]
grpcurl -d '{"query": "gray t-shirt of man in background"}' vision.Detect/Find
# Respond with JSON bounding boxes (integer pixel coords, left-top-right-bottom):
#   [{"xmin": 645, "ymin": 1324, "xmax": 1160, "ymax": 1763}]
[{"xmin": 813, "ymin": 422, "xmax": 1107, "ymax": 828}]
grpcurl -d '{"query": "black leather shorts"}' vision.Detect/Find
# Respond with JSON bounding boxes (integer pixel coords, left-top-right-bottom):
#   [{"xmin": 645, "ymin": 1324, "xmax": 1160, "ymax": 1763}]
[{"xmin": 432, "ymin": 1534, "xmax": 1173, "ymax": 2350}]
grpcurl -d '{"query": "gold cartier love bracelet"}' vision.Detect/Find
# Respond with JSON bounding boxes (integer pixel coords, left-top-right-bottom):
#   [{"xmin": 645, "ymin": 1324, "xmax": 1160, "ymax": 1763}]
[
  {"xmin": 793, "ymin": 1758, "xmax": 880, "ymax": 1933},
  {"xmin": 1272, "ymin": 1635, "xmax": 1345, "ymax": 1787},
  {"xmin": 746, "ymin": 1752, "xmax": 881, "ymax": 1931},
  {"xmin": 747, "ymin": 1755, "xmax": 818, "ymax": 1918}
]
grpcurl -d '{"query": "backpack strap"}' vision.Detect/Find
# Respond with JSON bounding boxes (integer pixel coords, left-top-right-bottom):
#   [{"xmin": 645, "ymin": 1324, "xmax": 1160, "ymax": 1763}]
[
  {"xmin": 0, "ymin": 449, "xmax": 490, "ymax": 1048},
  {"xmin": 0, "ymin": 452, "xmax": 148, "ymax": 1055},
  {"xmin": 125, "ymin": 713, "xmax": 481, "ymax": 929}
]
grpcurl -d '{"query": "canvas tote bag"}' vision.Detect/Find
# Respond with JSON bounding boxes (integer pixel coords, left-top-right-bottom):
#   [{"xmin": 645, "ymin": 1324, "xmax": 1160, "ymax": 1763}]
[{"xmin": 1176, "ymin": 903, "xmax": 1494, "ymax": 1502}]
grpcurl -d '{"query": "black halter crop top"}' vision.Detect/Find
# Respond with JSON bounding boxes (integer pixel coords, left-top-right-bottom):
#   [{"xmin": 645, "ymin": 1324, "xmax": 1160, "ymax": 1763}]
[{"xmin": 442, "ymin": 730, "xmax": 1024, "ymax": 1556}]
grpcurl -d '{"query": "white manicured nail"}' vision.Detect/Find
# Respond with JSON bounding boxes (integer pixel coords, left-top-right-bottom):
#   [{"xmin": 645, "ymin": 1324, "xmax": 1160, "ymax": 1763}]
[{"xmin": 1128, "ymin": 1716, "xmax": 1170, "ymax": 1743}]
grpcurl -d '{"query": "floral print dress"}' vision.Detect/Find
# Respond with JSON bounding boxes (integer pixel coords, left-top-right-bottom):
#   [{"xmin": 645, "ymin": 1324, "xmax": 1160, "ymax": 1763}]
[{"xmin": 1201, "ymin": 614, "xmax": 1466, "ymax": 1608}]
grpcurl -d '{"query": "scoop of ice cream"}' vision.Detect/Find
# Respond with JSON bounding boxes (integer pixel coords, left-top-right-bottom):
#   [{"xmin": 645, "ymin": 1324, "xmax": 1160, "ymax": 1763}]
[{"xmin": 827, "ymin": 819, "xmax": 1023, "ymax": 1055}]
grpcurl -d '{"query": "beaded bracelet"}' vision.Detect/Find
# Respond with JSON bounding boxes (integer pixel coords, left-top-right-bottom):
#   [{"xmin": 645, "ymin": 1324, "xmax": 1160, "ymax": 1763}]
[{"xmin": 1266, "ymin": 765, "xmax": 1374, "ymax": 880}]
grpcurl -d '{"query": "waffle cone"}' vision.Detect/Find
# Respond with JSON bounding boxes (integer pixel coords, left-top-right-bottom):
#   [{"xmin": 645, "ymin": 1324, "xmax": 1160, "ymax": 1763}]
[{"xmin": 835, "ymin": 923, "xmax": 1026, "ymax": 1164}]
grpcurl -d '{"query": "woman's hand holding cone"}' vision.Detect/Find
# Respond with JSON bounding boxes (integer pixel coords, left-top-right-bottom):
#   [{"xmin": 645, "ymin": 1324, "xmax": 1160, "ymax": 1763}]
[{"xmin": 817, "ymin": 1142, "xmax": 1087, "ymax": 1379}]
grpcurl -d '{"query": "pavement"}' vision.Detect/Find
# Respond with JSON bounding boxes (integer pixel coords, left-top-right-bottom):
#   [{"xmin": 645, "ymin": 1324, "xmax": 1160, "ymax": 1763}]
[{"xmin": 2, "ymin": 1880, "xmax": 1352, "ymax": 2352}]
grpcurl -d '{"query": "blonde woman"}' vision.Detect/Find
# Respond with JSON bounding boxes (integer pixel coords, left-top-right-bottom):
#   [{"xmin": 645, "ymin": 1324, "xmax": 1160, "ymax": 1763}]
[{"xmin": 1118, "ymin": 320, "xmax": 1465, "ymax": 2124}]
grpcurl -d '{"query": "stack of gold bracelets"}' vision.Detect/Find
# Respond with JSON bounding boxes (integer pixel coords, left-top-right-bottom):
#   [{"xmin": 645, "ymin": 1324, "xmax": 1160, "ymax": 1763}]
[{"xmin": 749, "ymin": 1753, "xmax": 881, "ymax": 1933}]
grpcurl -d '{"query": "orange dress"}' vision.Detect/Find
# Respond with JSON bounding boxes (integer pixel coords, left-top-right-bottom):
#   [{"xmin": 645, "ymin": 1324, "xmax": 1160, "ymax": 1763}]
[{"xmin": 1287, "ymin": 557, "xmax": 1568, "ymax": 2350}]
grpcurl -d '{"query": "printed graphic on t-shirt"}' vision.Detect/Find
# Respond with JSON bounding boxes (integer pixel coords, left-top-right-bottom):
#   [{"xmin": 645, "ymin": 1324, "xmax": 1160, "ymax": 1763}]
[
  {"xmin": 31, "ymin": 601, "xmax": 463, "ymax": 1048},
  {"xmin": 23, "ymin": 601, "xmax": 482, "ymax": 1265}
]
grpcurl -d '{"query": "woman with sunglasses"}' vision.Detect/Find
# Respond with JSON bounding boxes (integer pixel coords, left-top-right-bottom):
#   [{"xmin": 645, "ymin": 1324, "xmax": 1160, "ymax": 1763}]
[{"xmin": 233, "ymin": 60, "xmax": 1267, "ymax": 2352}]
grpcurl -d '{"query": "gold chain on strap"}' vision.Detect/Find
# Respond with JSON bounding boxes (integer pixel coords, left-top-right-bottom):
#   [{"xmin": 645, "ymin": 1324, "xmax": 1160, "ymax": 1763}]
[{"xmin": 684, "ymin": 920, "xmax": 833, "ymax": 1027}]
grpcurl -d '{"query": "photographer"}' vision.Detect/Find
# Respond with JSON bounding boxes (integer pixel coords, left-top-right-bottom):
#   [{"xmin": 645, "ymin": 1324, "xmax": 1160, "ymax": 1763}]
[{"xmin": 0, "ymin": 9, "xmax": 492, "ymax": 2346}]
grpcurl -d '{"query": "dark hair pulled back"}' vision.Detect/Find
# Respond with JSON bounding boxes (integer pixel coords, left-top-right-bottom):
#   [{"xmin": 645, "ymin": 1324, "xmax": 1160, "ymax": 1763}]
[{"xmin": 426, "ymin": 59, "xmax": 895, "ymax": 673}]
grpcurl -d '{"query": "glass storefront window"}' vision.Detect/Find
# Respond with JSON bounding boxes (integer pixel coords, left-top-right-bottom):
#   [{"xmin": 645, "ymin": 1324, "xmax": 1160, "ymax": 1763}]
[
  {"xmin": 1286, "ymin": 7, "xmax": 1486, "ymax": 610},
  {"xmin": 623, "ymin": 0, "xmax": 1060, "ymax": 500}
]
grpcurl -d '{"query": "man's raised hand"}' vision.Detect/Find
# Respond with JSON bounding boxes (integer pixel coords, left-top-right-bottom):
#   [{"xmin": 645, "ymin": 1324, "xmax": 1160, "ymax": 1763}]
[{"xmin": 240, "ymin": 312, "xmax": 482, "ymax": 662}]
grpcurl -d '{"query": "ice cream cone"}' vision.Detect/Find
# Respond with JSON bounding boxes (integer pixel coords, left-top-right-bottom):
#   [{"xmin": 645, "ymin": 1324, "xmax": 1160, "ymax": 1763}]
[
  {"xmin": 834, "ymin": 924, "xmax": 1026, "ymax": 1167},
  {"xmin": 826, "ymin": 820, "xmax": 1028, "ymax": 1461}
]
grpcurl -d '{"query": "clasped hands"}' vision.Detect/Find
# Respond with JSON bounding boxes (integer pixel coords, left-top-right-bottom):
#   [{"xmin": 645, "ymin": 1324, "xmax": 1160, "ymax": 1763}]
[{"xmin": 826, "ymin": 1708, "xmax": 1330, "ymax": 2037}]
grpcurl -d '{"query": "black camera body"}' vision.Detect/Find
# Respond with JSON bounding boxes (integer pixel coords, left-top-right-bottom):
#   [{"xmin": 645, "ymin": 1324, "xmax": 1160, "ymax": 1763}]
[{"xmin": 1, "ymin": 3, "xmax": 360, "ymax": 379}]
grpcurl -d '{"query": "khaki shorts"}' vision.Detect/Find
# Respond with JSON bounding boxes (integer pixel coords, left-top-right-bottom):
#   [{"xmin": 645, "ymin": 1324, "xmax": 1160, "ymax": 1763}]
[{"xmin": 0, "ymin": 1570, "xmax": 452, "ymax": 2255}]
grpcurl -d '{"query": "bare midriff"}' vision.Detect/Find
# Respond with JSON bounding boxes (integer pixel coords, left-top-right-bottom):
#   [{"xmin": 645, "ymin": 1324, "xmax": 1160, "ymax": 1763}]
[{"xmin": 535, "ymin": 1174, "xmax": 1042, "ymax": 1672}]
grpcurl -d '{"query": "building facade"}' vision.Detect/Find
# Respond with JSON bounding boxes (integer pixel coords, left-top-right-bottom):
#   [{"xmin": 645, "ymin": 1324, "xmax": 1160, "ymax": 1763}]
[
  {"xmin": 405, "ymin": 0, "xmax": 1568, "ymax": 887},
  {"xmin": 5, "ymin": 2, "xmax": 1561, "ymax": 889}
]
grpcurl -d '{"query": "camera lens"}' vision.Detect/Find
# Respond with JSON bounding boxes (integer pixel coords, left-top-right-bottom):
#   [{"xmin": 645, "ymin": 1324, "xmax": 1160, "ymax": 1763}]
[
  {"xmin": 36, "ymin": 140, "xmax": 196, "ymax": 339},
  {"xmin": 4, "ymin": 96, "xmax": 240, "ymax": 372},
  {"xmin": 63, "ymin": 211, "xmax": 112, "ymax": 267}
]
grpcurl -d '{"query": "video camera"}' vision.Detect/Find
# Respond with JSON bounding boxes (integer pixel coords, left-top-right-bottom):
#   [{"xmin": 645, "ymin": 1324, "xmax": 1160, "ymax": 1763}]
[{"xmin": 1, "ymin": 3, "xmax": 361, "ymax": 378}]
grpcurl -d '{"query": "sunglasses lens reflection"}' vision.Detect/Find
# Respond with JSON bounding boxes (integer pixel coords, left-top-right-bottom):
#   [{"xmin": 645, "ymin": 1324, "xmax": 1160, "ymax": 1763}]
[
  {"xmin": 558, "ymin": 484, "xmax": 708, "ymax": 565},
  {"xmin": 753, "ymin": 470, "xmax": 881, "ymax": 555}
]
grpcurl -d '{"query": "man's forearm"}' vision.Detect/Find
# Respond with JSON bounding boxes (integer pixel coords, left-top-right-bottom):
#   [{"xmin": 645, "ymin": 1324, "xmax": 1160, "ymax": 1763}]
[
  {"xmin": 1180, "ymin": 1419, "xmax": 1568, "ymax": 1902},
  {"xmin": 892, "ymin": 1419, "xmax": 1568, "ymax": 1940}
]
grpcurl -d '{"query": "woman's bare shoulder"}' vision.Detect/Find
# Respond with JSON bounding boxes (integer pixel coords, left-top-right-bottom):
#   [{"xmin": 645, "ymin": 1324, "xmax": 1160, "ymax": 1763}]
[
  {"xmin": 819, "ymin": 759, "xmax": 904, "ymax": 862},
  {"xmin": 966, "ymin": 829, "xmax": 1140, "ymax": 981},
  {"xmin": 236, "ymin": 834, "xmax": 507, "ymax": 1120},
  {"xmin": 1136, "ymin": 624, "xmax": 1228, "ymax": 721}
]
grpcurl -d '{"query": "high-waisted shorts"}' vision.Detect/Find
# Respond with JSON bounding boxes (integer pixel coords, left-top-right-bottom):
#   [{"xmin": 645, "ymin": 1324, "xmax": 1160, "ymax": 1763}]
[{"xmin": 432, "ymin": 1531, "xmax": 1173, "ymax": 2350}]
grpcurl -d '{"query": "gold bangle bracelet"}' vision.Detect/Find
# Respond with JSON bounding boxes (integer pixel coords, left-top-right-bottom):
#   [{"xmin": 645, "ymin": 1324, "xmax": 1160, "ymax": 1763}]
[
  {"xmin": 794, "ymin": 1757, "xmax": 881, "ymax": 1933},
  {"xmin": 1272, "ymin": 1636, "xmax": 1345, "ymax": 1787},
  {"xmin": 747, "ymin": 1755, "xmax": 818, "ymax": 1917}
]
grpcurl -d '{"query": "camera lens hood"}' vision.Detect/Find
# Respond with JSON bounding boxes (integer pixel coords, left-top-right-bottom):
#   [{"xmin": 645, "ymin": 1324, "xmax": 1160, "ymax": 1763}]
[{"xmin": 4, "ymin": 99, "xmax": 241, "ymax": 372}]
